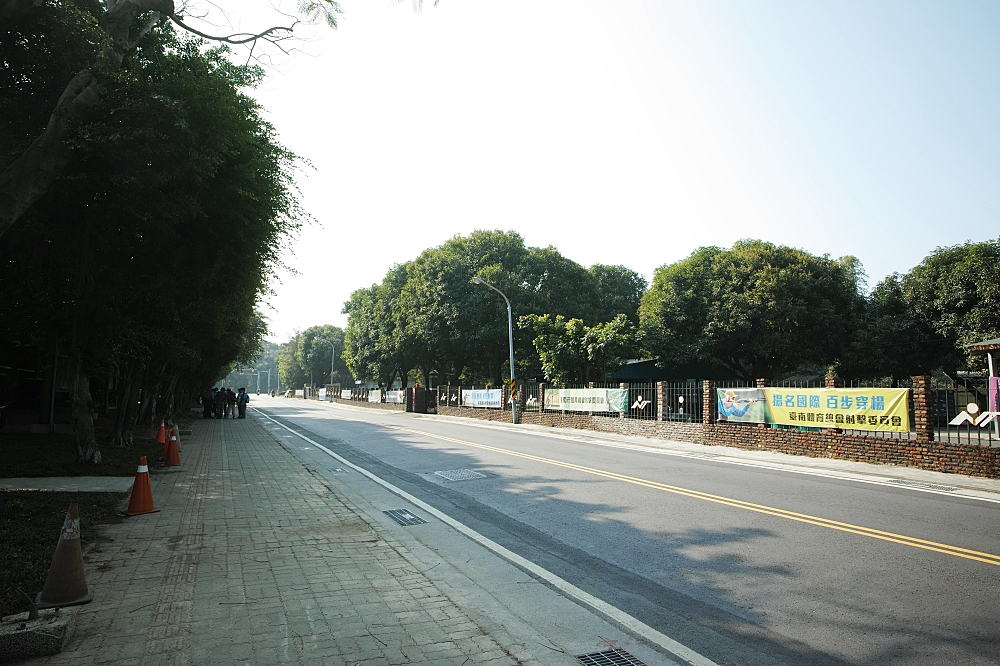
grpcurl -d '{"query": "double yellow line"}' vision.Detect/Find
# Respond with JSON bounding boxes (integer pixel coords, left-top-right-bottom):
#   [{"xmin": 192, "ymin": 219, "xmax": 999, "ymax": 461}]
[{"xmin": 386, "ymin": 424, "xmax": 1000, "ymax": 567}]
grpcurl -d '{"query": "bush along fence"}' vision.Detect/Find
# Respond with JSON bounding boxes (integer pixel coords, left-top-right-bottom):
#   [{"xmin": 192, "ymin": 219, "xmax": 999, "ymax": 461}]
[{"xmin": 309, "ymin": 376, "xmax": 1000, "ymax": 479}]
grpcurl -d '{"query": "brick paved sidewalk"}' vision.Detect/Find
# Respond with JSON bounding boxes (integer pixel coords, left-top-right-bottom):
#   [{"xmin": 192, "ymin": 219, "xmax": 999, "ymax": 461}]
[{"xmin": 37, "ymin": 416, "xmax": 552, "ymax": 665}]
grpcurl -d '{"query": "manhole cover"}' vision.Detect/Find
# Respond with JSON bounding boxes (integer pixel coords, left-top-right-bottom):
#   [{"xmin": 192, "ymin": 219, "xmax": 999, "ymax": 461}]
[
  {"xmin": 434, "ymin": 469, "xmax": 487, "ymax": 482},
  {"xmin": 383, "ymin": 509, "xmax": 427, "ymax": 526},
  {"xmin": 886, "ymin": 479, "xmax": 956, "ymax": 492},
  {"xmin": 327, "ymin": 467, "xmax": 348, "ymax": 474},
  {"xmin": 575, "ymin": 649, "xmax": 646, "ymax": 666}
]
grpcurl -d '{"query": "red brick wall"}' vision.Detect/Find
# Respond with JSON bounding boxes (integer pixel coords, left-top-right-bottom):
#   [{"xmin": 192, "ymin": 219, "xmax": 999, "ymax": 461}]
[{"xmin": 701, "ymin": 424, "xmax": 1000, "ymax": 478}]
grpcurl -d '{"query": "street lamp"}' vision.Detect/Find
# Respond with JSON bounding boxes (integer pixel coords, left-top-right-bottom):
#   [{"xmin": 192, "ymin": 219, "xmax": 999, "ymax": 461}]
[
  {"xmin": 471, "ymin": 276, "xmax": 517, "ymax": 424},
  {"xmin": 317, "ymin": 338, "xmax": 335, "ymax": 387}
]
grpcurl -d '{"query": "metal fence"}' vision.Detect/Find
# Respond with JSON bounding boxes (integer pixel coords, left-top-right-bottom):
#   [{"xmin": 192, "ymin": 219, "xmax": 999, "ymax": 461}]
[
  {"xmin": 522, "ymin": 382, "xmax": 540, "ymax": 412},
  {"xmin": 931, "ymin": 376, "xmax": 996, "ymax": 446},
  {"xmin": 432, "ymin": 381, "xmax": 705, "ymax": 422},
  {"xmin": 425, "ymin": 377, "xmax": 997, "ymax": 447}
]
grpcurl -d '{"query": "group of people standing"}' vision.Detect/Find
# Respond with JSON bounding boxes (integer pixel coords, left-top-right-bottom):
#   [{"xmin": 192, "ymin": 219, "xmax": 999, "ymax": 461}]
[{"xmin": 202, "ymin": 387, "xmax": 249, "ymax": 419}]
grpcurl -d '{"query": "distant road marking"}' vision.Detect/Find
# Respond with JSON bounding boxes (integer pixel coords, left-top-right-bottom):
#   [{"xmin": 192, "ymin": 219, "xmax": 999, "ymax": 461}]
[
  {"xmin": 253, "ymin": 408, "xmax": 718, "ymax": 666},
  {"xmin": 377, "ymin": 423, "xmax": 1000, "ymax": 568}
]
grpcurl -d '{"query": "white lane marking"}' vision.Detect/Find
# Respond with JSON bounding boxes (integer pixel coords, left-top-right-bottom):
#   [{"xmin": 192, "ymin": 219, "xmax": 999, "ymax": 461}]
[
  {"xmin": 256, "ymin": 408, "xmax": 718, "ymax": 666},
  {"xmin": 297, "ymin": 400, "xmax": 1000, "ymax": 506}
]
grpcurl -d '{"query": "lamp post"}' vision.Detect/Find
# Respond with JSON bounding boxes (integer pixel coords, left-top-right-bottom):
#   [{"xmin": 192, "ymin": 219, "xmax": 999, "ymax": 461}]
[
  {"xmin": 471, "ymin": 276, "xmax": 517, "ymax": 424},
  {"xmin": 318, "ymin": 339, "xmax": 335, "ymax": 387}
]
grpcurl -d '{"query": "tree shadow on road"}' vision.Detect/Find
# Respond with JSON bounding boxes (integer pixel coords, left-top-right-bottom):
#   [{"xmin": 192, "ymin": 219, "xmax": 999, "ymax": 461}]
[{"xmin": 275, "ymin": 407, "xmax": 1000, "ymax": 666}]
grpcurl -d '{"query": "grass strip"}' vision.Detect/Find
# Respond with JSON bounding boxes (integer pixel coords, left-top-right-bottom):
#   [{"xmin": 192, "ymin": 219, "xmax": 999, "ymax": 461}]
[{"xmin": 0, "ymin": 490, "xmax": 126, "ymax": 617}]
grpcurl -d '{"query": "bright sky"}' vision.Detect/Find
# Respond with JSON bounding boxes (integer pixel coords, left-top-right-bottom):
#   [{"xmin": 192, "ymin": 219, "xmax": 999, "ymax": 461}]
[{"xmin": 197, "ymin": 1, "xmax": 1000, "ymax": 341}]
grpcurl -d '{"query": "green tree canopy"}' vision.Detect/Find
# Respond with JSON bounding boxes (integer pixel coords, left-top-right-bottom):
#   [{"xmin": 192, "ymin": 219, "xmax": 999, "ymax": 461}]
[
  {"xmin": 839, "ymin": 274, "xmax": 948, "ymax": 380},
  {"xmin": 639, "ymin": 240, "xmax": 864, "ymax": 381},
  {"xmin": 295, "ymin": 325, "xmax": 350, "ymax": 386},
  {"xmin": 276, "ymin": 338, "xmax": 306, "ymax": 390},
  {"xmin": 898, "ymin": 238, "xmax": 1000, "ymax": 373},
  {"xmin": 518, "ymin": 314, "xmax": 643, "ymax": 383},
  {"xmin": 1, "ymin": 11, "xmax": 302, "ymax": 459},
  {"xmin": 0, "ymin": 0, "xmax": 340, "ymax": 238},
  {"xmin": 342, "ymin": 230, "xmax": 631, "ymax": 387},
  {"xmin": 589, "ymin": 264, "xmax": 647, "ymax": 324}
]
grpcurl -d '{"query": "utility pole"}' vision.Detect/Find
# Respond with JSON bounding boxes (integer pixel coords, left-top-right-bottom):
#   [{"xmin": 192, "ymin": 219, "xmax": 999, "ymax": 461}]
[{"xmin": 471, "ymin": 276, "xmax": 517, "ymax": 424}]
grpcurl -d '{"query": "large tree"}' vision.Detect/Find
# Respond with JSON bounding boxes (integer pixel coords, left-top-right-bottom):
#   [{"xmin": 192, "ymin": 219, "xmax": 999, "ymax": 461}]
[
  {"xmin": 295, "ymin": 324, "xmax": 350, "ymax": 386},
  {"xmin": 899, "ymin": 238, "xmax": 1000, "ymax": 374},
  {"xmin": 589, "ymin": 264, "xmax": 647, "ymax": 324},
  {"xmin": 639, "ymin": 240, "xmax": 865, "ymax": 381},
  {"xmin": 343, "ymin": 230, "xmax": 608, "ymax": 387},
  {"xmin": 519, "ymin": 313, "xmax": 643, "ymax": 384},
  {"xmin": 1, "ymin": 20, "xmax": 302, "ymax": 460},
  {"xmin": 0, "ymin": 0, "xmax": 339, "ymax": 239},
  {"xmin": 838, "ymin": 274, "xmax": 948, "ymax": 380}
]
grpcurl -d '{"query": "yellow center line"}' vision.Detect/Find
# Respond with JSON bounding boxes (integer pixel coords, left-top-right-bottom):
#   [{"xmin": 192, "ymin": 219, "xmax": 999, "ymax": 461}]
[{"xmin": 383, "ymin": 423, "xmax": 1000, "ymax": 567}]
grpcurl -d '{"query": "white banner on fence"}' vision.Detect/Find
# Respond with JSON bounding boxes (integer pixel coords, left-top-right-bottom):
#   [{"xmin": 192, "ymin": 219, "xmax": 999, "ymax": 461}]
[
  {"xmin": 462, "ymin": 389, "xmax": 503, "ymax": 408},
  {"xmin": 294, "ymin": 389, "xmax": 304, "ymax": 397},
  {"xmin": 318, "ymin": 388, "xmax": 327, "ymax": 401},
  {"xmin": 385, "ymin": 390, "xmax": 405, "ymax": 404},
  {"xmin": 543, "ymin": 388, "xmax": 628, "ymax": 413},
  {"xmin": 368, "ymin": 390, "xmax": 382, "ymax": 403},
  {"xmin": 341, "ymin": 389, "xmax": 352, "ymax": 400}
]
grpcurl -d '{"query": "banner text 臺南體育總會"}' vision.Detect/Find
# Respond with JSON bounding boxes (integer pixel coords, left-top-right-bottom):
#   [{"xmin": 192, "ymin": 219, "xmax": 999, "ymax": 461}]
[{"xmin": 717, "ymin": 387, "xmax": 910, "ymax": 432}]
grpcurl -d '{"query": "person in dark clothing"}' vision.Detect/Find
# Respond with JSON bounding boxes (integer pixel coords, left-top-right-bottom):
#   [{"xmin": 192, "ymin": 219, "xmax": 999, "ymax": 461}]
[
  {"xmin": 215, "ymin": 388, "xmax": 227, "ymax": 418},
  {"xmin": 226, "ymin": 388, "xmax": 237, "ymax": 418},
  {"xmin": 237, "ymin": 388, "xmax": 249, "ymax": 418},
  {"xmin": 202, "ymin": 390, "xmax": 213, "ymax": 418}
]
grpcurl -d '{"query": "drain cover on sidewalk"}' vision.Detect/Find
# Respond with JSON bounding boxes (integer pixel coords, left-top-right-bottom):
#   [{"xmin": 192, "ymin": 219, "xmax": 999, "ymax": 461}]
[
  {"xmin": 434, "ymin": 469, "xmax": 487, "ymax": 482},
  {"xmin": 574, "ymin": 649, "xmax": 646, "ymax": 666},
  {"xmin": 383, "ymin": 509, "xmax": 427, "ymax": 526}
]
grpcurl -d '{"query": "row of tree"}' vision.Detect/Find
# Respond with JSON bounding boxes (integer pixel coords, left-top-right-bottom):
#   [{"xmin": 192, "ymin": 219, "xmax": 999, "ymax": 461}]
[
  {"xmin": 337, "ymin": 232, "xmax": 999, "ymax": 387},
  {"xmin": 0, "ymin": 3, "xmax": 306, "ymax": 461},
  {"xmin": 340, "ymin": 230, "xmax": 647, "ymax": 388}
]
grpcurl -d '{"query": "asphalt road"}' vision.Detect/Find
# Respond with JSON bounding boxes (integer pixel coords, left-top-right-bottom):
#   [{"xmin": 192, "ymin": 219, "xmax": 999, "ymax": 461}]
[{"xmin": 251, "ymin": 397, "xmax": 1000, "ymax": 666}]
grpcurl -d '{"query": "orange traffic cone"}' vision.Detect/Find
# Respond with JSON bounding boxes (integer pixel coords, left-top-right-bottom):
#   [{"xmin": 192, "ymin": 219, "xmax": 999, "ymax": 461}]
[
  {"xmin": 162, "ymin": 427, "xmax": 173, "ymax": 461},
  {"xmin": 126, "ymin": 456, "xmax": 160, "ymax": 516},
  {"xmin": 164, "ymin": 434, "xmax": 180, "ymax": 467},
  {"xmin": 156, "ymin": 420, "xmax": 166, "ymax": 446},
  {"xmin": 36, "ymin": 503, "xmax": 93, "ymax": 609}
]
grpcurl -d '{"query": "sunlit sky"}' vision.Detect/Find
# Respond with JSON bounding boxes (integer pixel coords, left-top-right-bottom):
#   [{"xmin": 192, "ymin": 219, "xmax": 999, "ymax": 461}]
[{"xmin": 198, "ymin": 1, "xmax": 1000, "ymax": 342}]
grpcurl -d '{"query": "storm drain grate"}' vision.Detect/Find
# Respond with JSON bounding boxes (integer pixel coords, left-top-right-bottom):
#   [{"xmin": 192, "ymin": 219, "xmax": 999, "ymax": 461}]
[
  {"xmin": 327, "ymin": 467, "xmax": 348, "ymax": 474},
  {"xmin": 574, "ymin": 649, "xmax": 646, "ymax": 666},
  {"xmin": 435, "ymin": 469, "xmax": 487, "ymax": 482},
  {"xmin": 383, "ymin": 509, "xmax": 427, "ymax": 526},
  {"xmin": 886, "ymin": 479, "xmax": 956, "ymax": 492}
]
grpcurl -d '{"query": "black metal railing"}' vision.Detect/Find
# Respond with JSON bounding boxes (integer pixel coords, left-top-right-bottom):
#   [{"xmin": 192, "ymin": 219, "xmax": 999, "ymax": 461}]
[{"xmin": 931, "ymin": 376, "xmax": 996, "ymax": 447}]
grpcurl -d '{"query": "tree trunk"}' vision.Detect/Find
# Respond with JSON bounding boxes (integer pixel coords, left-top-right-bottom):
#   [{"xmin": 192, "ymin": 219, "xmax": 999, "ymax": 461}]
[
  {"xmin": 111, "ymin": 363, "xmax": 142, "ymax": 446},
  {"xmin": 70, "ymin": 359, "xmax": 101, "ymax": 464},
  {"xmin": 0, "ymin": 0, "xmax": 177, "ymax": 238},
  {"xmin": 0, "ymin": 69, "xmax": 101, "ymax": 238},
  {"xmin": 136, "ymin": 375, "xmax": 157, "ymax": 428}
]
